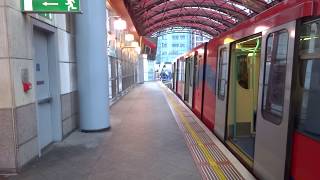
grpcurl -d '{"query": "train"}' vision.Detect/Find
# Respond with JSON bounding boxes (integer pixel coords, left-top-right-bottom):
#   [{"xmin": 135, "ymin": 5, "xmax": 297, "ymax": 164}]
[{"xmin": 169, "ymin": 1, "xmax": 320, "ymax": 180}]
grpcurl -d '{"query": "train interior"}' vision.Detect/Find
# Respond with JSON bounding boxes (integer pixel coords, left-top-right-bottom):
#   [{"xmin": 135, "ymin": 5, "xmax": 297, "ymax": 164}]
[
  {"xmin": 226, "ymin": 35, "xmax": 262, "ymax": 164},
  {"xmin": 184, "ymin": 56, "xmax": 195, "ymax": 107}
]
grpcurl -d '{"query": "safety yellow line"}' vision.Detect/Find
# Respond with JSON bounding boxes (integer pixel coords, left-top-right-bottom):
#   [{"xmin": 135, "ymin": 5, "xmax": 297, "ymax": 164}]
[{"xmin": 165, "ymin": 91, "xmax": 227, "ymax": 180}]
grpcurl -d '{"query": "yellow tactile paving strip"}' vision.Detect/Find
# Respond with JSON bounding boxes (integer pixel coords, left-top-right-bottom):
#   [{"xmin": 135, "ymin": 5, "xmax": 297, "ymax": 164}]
[{"xmin": 162, "ymin": 85, "xmax": 245, "ymax": 180}]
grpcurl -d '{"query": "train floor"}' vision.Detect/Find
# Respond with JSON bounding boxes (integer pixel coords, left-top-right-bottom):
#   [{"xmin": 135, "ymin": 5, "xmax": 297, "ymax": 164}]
[{"xmin": 4, "ymin": 82, "xmax": 255, "ymax": 180}]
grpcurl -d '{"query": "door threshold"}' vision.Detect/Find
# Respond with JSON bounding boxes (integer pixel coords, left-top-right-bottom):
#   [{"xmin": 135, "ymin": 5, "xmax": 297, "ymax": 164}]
[{"xmin": 226, "ymin": 140, "xmax": 254, "ymax": 169}]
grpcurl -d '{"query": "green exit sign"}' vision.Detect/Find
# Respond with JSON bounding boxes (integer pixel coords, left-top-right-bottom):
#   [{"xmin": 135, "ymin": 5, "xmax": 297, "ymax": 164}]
[{"xmin": 21, "ymin": 0, "xmax": 81, "ymax": 13}]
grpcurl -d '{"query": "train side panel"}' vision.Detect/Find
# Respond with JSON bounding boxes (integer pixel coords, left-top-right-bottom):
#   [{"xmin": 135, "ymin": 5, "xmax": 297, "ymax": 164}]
[
  {"xmin": 291, "ymin": 132, "xmax": 320, "ymax": 180},
  {"xmin": 202, "ymin": 41, "xmax": 218, "ymax": 130},
  {"xmin": 192, "ymin": 45, "xmax": 206, "ymax": 118}
]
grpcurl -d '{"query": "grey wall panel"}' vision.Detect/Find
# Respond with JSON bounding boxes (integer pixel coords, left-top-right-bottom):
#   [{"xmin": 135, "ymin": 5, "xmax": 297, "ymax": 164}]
[
  {"xmin": 0, "ymin": 7, "xmax": 9, "ymax": 58},
  {"xmin": 6, "ymin": 7, "xmax": 32, "ymax": 60},
  {"xmin": 0, "ymin": 59, "xmax": 13, "ymax": 109},
  {"xmin": 71, "ymin": 91, "xmax": 79, "ymax": 115},
  {"xmin": 61, "ymin": 92, "xmax": 79, "ymax": 137},
  {"xmin": 61, "ymin": 93, "xmax": 72, "ymax": 120},
  {"xmin": 62, "ymin": 115, "xmax": 78, "ymax": 137},
  {"xmin": 0, "ymin": 108, "xmax": 16, "ymax": 171},
  {"xmin": 17, "ymin": 137, "xmax": 38, "ymax": 168},
  {"xmin": 15, "ymin": 103, "xmax": 37, "ymax": 145}
]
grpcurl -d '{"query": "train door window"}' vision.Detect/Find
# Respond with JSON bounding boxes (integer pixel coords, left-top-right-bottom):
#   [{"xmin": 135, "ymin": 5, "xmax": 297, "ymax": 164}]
[
  {"xmin": 189, "ymin": 56, "xmax": 194, "ymax": 87},
  {"xmin": 178, "ymin": 61, "xmax": 183, "ymax": 81},
  {"xmin": 194, "ymin": 56, "xmax": 199, "ymax": 86},
  {"xmin": 218, "ymin": 48, "xmax": 228, "ymax": 100},
  {"xmin": 237, "ymin": 55, "xmax": 249, "ymax": 89},
  {"xmin": 182, "ymin": 61, "xmax": 185, "ymax": 82},
  {"xmin": 295, "ymin": 19, "xmax": 320, "ymax": 140},
  {"xmin": 262, "ymin": 30, "xmax": 289, "ymax": 124}
]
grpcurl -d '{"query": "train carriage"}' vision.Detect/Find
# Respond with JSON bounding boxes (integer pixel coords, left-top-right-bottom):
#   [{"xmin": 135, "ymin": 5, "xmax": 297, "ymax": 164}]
[{"xmin": 171, "ymin": 0, "xmax": 320, "ymax": 179}]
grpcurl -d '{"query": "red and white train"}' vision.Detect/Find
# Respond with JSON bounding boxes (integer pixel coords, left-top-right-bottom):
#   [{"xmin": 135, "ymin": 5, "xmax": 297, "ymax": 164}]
[{"xmin": 171, "ymin": 1, "xmax": 320, "ymax": 179}]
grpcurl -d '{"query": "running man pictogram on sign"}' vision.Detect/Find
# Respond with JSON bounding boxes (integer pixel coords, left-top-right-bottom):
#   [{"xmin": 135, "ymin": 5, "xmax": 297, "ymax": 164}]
[{"xmin": 65, "ymin": 0, "xmax": 77, "ymax": 11}]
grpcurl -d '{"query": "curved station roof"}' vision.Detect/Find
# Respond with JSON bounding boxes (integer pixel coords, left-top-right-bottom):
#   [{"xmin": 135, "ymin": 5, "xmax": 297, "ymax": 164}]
[{"xmin": 124, "ymin": 0, "xmax": 282, "ymax": 38}]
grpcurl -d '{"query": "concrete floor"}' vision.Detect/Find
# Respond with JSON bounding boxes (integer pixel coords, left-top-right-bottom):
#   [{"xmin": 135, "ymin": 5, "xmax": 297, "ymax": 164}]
[{"xmin": 6, "ymin": 82, "xmax": 201, "ymax": 180}]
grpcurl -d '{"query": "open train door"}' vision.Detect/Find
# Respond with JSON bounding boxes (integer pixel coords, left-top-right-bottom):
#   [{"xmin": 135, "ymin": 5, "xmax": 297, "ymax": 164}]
[
  {"xmin": 214, "ymin": 44, "xmax": 230, "ymax": 140},
  {"xmin": 253, "ymin": 21, "xmax": 296, "ymax": 180}
]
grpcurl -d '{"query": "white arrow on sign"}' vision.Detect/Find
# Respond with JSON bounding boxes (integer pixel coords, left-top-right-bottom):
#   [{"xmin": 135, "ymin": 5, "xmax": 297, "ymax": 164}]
[{"xmin": 42, "ymin": 2, "xmax": 59, "ymax": 6}]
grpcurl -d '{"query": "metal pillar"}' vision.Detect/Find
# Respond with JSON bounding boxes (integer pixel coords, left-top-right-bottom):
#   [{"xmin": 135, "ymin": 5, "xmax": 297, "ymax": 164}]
[{"xmin": 75, "ymin": 0, "xmax": 110, "ymax": 131}]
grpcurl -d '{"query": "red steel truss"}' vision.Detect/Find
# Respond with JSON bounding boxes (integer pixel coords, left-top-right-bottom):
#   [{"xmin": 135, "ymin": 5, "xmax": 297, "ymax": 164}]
[{"xmin": 124, "ymin": 0, "xmax": 282, "ymax": 38}]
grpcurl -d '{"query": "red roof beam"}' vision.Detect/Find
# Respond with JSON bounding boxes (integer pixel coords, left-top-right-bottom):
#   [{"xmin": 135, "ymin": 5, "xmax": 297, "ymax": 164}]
[
  {"xmin": 145, "ymin": 8, "xmax": 237, "ymax": 28},
  {"xmin": 136, "ymin": 0, "xmax": 250, "ymax": 21},
  {"xmin": 146, "ymin": 17, "xmax": 228, "ymax": 33}
]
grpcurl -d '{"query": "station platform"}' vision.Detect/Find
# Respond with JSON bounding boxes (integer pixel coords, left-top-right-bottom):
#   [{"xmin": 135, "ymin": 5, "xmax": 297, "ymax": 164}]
[{"xmin": 4, "ymin": 82, "xmax": 255, "ymax": 180}]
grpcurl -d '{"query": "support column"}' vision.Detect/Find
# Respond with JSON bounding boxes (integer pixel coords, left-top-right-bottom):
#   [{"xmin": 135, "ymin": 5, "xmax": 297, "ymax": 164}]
[{"xmin": 75, "ymin": 0, "xmax": 110, "ymax": 131}]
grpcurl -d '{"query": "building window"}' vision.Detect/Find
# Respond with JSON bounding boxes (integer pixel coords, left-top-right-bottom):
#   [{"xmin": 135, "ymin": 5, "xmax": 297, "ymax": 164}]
[
  {"xmin": 217, "ymin": 48, "xmax": 228, "ymax": 100},
  {"xmin": 169, "ymin": 51, "xmax": 179, "ymax": 55},
  {"xmin": 172, "ymin": 35, "xmax": 179, "ymax": 40},
  {"xmin": 180, "ymin": 44, "xmax": 185, "ymax": 47},
  {"xmin": 180, "ymin": 35, "xmax": 185, "ymax": 40},
  {"xmin": 295, "ymin": 19, "xmax": 320, "ymax": 141},
  {"xmin": 162, "ymin": 43, "xmax": 167, "ymax": 48},
  {"xmin": 262, "ymin": 29, "xmax": 289, "ymax": 124},
  {"xmin": 196, "ymin": 36, "xmax": 203, "ymax": 41},
  {"xmin": 161, "ymin": 51, "xmax": 167, "ymax": 55},
  {"xmin": 172, "ymin": 44, "xmax": 179, "ymax": 47}
]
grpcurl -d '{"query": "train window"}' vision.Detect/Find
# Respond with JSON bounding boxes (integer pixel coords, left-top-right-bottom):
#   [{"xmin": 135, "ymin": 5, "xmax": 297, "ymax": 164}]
[
  {"xmin": 181, "ymin": 61, "xmax": 185, "ymax": 82},
  {"xmin": 217, "ymin": 48, "xmax": 228, "ymax": 100},
  {"xmin": 194, "ymin": 55, "xmax": 201, "ymax": 86},
  {"xmin": 189, "ymin": 56, "xmax": 194, "ymax": 86},
  {"xmin": 237, "ymin": 55, "xmax": 249, "ymax": 89},
  {"xmin": 295, "ymin": 19, "xmax": 320, "ymax": 141},
  {"xmin": 178, "ymin": 63, "xmax": 181, "ymax": 80},
  {"xmin": 262, "ymin": 30, "xmax": 289, "ymax": 124}
]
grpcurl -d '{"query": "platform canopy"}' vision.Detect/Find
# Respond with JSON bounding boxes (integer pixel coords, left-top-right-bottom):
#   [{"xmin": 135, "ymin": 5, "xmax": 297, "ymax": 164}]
[{"xmin": 123, "ymin": 0, "xmax": 282, "ymax": 38}]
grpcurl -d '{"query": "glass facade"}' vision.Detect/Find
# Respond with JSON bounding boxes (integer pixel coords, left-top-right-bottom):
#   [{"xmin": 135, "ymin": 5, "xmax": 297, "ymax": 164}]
[
  {"xmin": 107, "ymin": 8, "xmax": 139, "ymax": 102},
  {"xmin": 156, "ymin": 33, "xmax": 192, "ymax": 63},
  {"xmin": 156, "ymin": 33, "xmax": 210, "ymax": 64}
]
